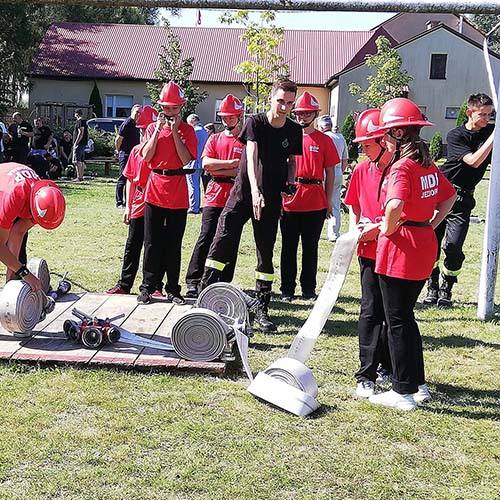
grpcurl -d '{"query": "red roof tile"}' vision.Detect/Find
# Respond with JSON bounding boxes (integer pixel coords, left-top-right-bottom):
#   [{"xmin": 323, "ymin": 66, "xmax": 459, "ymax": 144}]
[{"xmin": 29, "ymin": 23, "xmax": 384, "ymax": 86}]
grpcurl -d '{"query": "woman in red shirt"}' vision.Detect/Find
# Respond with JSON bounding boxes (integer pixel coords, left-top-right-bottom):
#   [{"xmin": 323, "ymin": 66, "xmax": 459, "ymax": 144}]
[{"xmin": 369, "ymin": 98, "xmax": 456, "ymax": 411}]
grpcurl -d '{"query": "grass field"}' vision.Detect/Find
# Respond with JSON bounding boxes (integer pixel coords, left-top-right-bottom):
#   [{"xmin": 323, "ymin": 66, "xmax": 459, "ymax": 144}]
[{"xmin": 0, "ymin": 163, "xmax": 499, "ymax": 500}]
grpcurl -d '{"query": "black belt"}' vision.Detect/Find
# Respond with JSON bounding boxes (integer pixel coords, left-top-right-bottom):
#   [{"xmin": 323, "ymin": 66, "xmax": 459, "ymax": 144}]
[
  {"xmin": 210, "ymin": 176, "xmax": 235, "ymax": 184},
  {"xmin": 452, "ymin": 184, "xmax": 475, "ymax": 196},
  {"xmin": 153, "ymin": 168, "xmax": 195, "ymax": 176},
  {"xmin": 402, "ymin": 220, "xmax": 431, "ymax": 227},
  {"xmin": 295, "ymin": 177, "xmax": 323, "ymax": 185}
]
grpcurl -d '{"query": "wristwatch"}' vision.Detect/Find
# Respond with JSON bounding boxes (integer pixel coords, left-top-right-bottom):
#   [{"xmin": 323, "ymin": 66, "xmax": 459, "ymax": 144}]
[{"xmin": 15, "ymin": 265, "xmax": 30, "ymax": 279}]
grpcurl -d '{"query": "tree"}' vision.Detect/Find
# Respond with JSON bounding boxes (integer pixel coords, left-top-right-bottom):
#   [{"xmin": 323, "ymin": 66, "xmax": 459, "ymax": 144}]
[
  {"xmin": 429, "ymin": 131, "xmax": 443, "ymax": 161},
  {"xmin": 349, "ymin": 36, "xmax": 413, "ymax": 108},
  {"xmin": 89, "ymin": 82, "xmax": 103, "ymax": 117},
  {"xmin": 220, "ymin": 10, "xmax": 289, "ymax": 113},
  {"xmin": 341, "ymin": 112, "xmax": 358, "ymax": 162},
  {"xmin": 455, "ymin": 100, "xmax": 468, "ymax": 127},
  {"xmin": 147, "ymin": 22, "xmax": 208, "ymax": 120},
  {"xmin": 470, "ymin": 15, "xmax": 500, "ymax": 53}
]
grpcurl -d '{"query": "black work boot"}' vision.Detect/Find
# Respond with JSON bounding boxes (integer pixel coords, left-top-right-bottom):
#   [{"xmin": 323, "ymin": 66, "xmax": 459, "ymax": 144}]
[
  {"xmin": 254, "ymin": 291, "xmax": 277, "ymax": 333},
  {"xmin": 423, "ymin": 268, "xmax": 440, "ymax": 305},
  {"xmin": 200, "ymin": 267, "xmax": 222, "ymax": 291},
  {"xmin": 437, "ymin": 273, "xmax": 455, "ymax": 308}
]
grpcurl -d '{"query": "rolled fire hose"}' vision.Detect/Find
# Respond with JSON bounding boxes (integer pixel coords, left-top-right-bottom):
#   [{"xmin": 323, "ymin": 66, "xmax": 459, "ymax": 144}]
[
  {"xmin": 27, "ymin": 257, "xmax": 51, "ymax": 295},
  {"xmin": 171, "ymin": 307, "xmax": 230, "ymax": 362},
  {"xmin": 263, "ymin": 358, "xmax": 318, "ymax": 398}
]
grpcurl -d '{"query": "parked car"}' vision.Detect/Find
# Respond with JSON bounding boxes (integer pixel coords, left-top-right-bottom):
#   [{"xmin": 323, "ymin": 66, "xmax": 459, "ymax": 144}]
[{"xmin": 87, "ymin": 117, "xmax": 125, "ymax": 134}]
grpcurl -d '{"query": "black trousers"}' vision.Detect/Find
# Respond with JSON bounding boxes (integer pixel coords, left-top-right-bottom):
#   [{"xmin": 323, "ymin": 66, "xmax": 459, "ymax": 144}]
[
  {"xmin": 378, "ymin": 274, "xmax": 426, "ymax": 394},
  {"xmin": 116, "ymin": 152, "xmax": 129, "ymax": 207},
  {"xmin": 434, "ymin": 191, "xmax": 476, "ymax": 280},
  {"xmin": 355, "ymin": 257, "xmax": 391, "ymax": 382},
  {"xmin": 186, "ymin": 206, "xmax": 239, "ymax": 287},
  {"xmin": 117, "ymin": 216, "xmax": 144, "ymax": 292},
  {"xmin": 280, "ymin": 209, "xmax": 326, "ymax": 295},
  {"xmin": 202, "ymin": 200, "xmax": 280, "ymax": 292},
  {"xmin": 140, "ymin": 203, "xmax": 187, "ymax": 295}
]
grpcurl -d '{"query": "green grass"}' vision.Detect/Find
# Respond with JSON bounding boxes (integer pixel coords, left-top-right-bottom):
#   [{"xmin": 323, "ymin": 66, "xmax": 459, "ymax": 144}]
[{"xmin": 0, "ymin": 165, "xmax": 499, "ymax": 500}]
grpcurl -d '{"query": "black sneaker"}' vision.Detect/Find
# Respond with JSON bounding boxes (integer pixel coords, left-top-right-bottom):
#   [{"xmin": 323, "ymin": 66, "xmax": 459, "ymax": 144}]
[
  {"xmin": 185, "ymin": 286, "xmax": 199, "ymax": 299},
  {"xmin": 437, "ymin": 289, "xmax": 453, "ymax": 308},
  {"xmin": 302, "ymin": 292, "xmax": 318, "ymax": 301},
  {"xmin": 167, "ymin": 292, "xmax": 186, "ymax": 305},
  {"xmin": 422, "ymin": 287, "xmax": 438, "ymax": 305},
  {"xmin": 280, "ymin": 293, "xmax": 294, "ymax": 303},
  {"xmin": 137, "ymin": 290, "xmax": 151, "ymax": 304}
]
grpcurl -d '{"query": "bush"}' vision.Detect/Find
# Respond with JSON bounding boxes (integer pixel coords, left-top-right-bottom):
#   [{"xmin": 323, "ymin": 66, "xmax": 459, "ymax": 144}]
[
  {"xmin": 429, "ymin": 131, "xmax": 443, "ymax": 161},
  {"xmin": 341, "ymin": 112, "xmax": 358, "ymax": 162},
  {"xmin": 455, "ymin": 100, "xmax": 468, "ymax": 127},
  {"xmin": 88, "ymin": 127, "xmax": 115, "ymax": 157}
]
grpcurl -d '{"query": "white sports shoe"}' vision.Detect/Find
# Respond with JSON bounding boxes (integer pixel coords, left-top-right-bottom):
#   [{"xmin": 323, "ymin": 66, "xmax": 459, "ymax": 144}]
[
  {"xmin": 368, "ymin": 389, "xmax": 417, "ymax": 411},
  {"xmin": 356, "ymin": 380, "xmax": 375, "ymax": 398},
  {"xmin": 413, "ymin": 384, "xmax": 432, "ymax": 403}
]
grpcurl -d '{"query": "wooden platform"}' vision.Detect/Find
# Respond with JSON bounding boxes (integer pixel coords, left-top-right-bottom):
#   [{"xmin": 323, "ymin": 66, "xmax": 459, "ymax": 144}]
[{"xmin": 0, "ymin": 292, "xmax": 227, "ymax": 375}]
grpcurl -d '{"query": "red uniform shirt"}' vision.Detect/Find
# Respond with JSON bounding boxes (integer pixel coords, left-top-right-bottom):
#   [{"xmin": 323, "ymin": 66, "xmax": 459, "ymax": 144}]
[
  {"xmin": 282, "ymin": 130, "xmax": 338, "ymax": 212},
  {"xmin": 0, "ymin": 163, "xmax": 39, "ymax": 229},
  {"xmin": 344, "ymin": 159, "xmax": 384, "ymax": 260},
  {"xmin": 140, "ymin": 122, "xmax": 197, "ymax": 209},
  {"xmin": 376, "ymin": 158, "xmax": 456, "ymax": 280},
  {"xmin": 202, "ymin": 132, "xmax": 244, "ymax": 208},
  {"xmin": 123, "ymin": 144, "xmax": 147, "ymax": 220}
]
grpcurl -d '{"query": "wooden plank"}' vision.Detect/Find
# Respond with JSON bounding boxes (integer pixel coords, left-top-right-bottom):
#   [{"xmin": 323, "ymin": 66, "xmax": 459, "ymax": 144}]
[
  {"xmin": 90, "ymin": 300, "xmax": 174, "ymax": 367},
  {"xmin": 11, "ymin": 294, "xmax": 109, "ymax": 363}
]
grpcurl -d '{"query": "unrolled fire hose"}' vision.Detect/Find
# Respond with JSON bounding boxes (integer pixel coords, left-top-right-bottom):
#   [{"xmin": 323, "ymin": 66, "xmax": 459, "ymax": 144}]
[
  {"xmin": 247, "ymin": 229, "xmax": 360, "ymax": 416},
  {"xmin": 0, "ymin": 258, "xmax": 56, "ymax": 337}
]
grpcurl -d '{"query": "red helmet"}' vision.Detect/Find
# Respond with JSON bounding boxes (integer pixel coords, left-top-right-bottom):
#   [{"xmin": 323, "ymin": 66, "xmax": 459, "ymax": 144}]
[
  {"xmin": 218, "ymin": 95, "xmax": 244, "ymax": 116},
  {"xmin": 157, "ymin": 82, "xmax": 187, "ymax": 106},
  {"xmin": 136, "ymin": 105, "xmax": 158, "ymax": 129},
  {"xmin": 379, "ymin": 98, "xmax": 433, "ymax": 130},
  {"xmin": 353, "ymin": 109, "xmax": 385, "ymax": 143},
  {"xmin": 294, "ymin": 91, "xmax": 321, "ymax": 112},
  {"xmin": 30, "ymin": 180, "xmax": 66, "ymax": 230}
]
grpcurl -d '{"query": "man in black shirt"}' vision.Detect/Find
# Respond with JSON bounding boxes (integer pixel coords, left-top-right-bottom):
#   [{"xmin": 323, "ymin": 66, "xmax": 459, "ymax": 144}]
[
  {"xmin": 115, "ymin": 104, "xmax": 141, "ymax": 207},
  {"xmin": 31, "ymin": 117, "xmax": 53, "ymax": 156},
  {"xmin": 424, "ymin": 93, "xmax": 495, "ymax": 307},
  {"xmin": 8, "ymin": 112, "xmax": 33, "ymax": 164},
  {"xmin": 200, "ymin": 79, "xmax": 303, "ymax": 332},
  {"xmin": 72, "ymin": 109, "xmax": 89, "ymax": 182}
]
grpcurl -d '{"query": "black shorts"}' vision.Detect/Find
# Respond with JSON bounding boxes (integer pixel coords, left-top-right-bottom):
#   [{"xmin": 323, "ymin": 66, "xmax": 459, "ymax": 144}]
[{"xmin": 73, "ymin": 144, "xmax": 86, "ymax": 163}]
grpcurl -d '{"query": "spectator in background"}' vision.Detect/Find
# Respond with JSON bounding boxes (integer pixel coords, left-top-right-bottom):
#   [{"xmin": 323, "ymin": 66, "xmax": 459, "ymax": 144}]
[
  {"xmin": 31, "ymin": 117, "xmax": 53, "ymax": 157},
  {"xmin": 72, "ymin": 109, "xmax": 88, "ymax": 182},
  {"xmin": 115, "ymin": 104, "xmax": 141, "ymax": 208},
  {"xmin": 59, "ymin": 130, "xmax": 73, "ymax": 169},
  {"xmin": 202, "ymin": 123, "xmax": 216, "ymax": 191},
  {"xmin": 2, "ymin": 133, "xmax": 14, "ymax": 163},
  {"xmin": 0, "ymin": 119, "xmax": 7, "ymax": 162},
  {"xmin": 8, "ymin": 112, "xmax": 33, "ymax": 164},
  {"xmin": 204, "ymin": 123, "xmax": 216, "ymax": 137},
  {"xmin": 318, "ymin": 116, "xmax": 349, "ymax": 242},
  {"xmin": 186, "ymin": 113, "xmax": 209, "ymax": 214}
]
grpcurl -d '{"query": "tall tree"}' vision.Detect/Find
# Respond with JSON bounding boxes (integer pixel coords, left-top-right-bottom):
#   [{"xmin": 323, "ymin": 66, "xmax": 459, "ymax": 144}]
[
  {"xmin": 220, "ymin": 10, "xmax": 289, "ymax": 113},
  {"xmin": 349, "ymin": 36, "xmax": 413, "ymax": 108},
  {"xmin": 470, "ymin": 15, "xmax": 500, "ymax": 53},
  {"xmin": 147, "ymin": 22, "xmax": 208, "ymax": 120}
]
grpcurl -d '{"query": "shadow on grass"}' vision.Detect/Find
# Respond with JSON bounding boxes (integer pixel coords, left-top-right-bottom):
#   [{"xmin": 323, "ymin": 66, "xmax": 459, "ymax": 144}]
[
  {"xmin": 423, "ymin": 334, "xmax": 500, "ymax": 350},
  {"xmin": 424, "ymin": 382, "xmax": 500, "ymax": 420}
]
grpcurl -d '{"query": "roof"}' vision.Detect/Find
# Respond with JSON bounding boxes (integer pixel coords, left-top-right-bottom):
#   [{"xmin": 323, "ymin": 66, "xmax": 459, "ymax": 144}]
[{"xmin": 28, "ymin": 22, "xmax": 392, "ymax": 86}]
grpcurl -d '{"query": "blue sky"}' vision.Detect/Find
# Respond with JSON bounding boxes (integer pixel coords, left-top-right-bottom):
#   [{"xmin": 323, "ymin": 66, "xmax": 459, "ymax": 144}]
[{"xmin": 167, "ymin": 9, "xmax": 396, "ymax": 31}]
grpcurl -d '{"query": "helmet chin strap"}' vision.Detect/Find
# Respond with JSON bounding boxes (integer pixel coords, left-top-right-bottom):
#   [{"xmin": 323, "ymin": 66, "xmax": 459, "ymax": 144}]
[
  {"xmin": 300, "ymin": 119, "xmax": 315, "ymax": 129},
  {"xmin": 225, "ymin": 125, "xmax": 237, "ymax": 131},
  {"xmin": 373, "ymin": 140, "xmax": 386, "ymax": 164}
]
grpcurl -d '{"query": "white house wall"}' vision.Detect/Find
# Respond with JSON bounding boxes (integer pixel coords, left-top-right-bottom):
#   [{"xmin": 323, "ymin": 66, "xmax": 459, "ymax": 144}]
[{"xmin": 338, "ymin": 28, "xmax": 500, "ymax": 143}]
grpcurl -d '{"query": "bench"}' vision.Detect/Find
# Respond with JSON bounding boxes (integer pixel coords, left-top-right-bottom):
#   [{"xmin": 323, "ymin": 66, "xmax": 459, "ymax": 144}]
[{"xmin": 87, "ymin": 156, "xmax": 116, "ymax": 176}]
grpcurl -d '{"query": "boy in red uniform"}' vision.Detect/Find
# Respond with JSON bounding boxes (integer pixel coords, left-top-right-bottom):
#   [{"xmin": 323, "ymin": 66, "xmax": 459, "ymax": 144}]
[
  {"xmin": 137, "ymin": 82, "xmax": 197, "ymax": 305},
  {"xmin": 0, "ymin": 162, "xmax": 66, "ymax": 291},
  {"xmin": 280, "ymin": 91, "xmax": 337, "ymax": 301},
  {"xmin": 344, "ymin": 109, "xmax": 393, "ymax": 398},
  {"xmin": 105, "ymin": 106, "xmax": 159, "ymax": 295},
  {"xmin": 185, "ymin": 95, "xmax": 245, "ymax": 298},
  {"xmin": 369, "ymin": 98, "xmax": 456, "ymax": 410}
]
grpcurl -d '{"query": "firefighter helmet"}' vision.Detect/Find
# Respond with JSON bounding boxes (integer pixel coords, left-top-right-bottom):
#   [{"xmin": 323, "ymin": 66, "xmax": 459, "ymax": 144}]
[
  {"xmin": 30, "ymin": 180, "xmax": 66, "ymax": 230},
  {"xmin": 218, "ymin": 95, "xmax": 244, "ymax": 116},
  {"xmin": 136, "ymin": 105, "xmax": 158, "ymax": 129},
  {"xmin": 353, "ymin": 109, "xmax": 386, "ymax": 143},
  {"xmin": 379, "ymin": 98, "xmax": 433, "ymax": 130},
  {"xmin": 157, "ymin": 82, "xmax": 187, "ymax": 106},
  {"xmin": 294, "ymin": 91, "xmax": 321, "ymax": 112}
]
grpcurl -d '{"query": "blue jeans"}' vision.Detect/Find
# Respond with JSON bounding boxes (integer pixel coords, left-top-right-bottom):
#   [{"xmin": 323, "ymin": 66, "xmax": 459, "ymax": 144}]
[{"xmin": 187, "ymin": 168, "xmax": 202, "ymax": 213}]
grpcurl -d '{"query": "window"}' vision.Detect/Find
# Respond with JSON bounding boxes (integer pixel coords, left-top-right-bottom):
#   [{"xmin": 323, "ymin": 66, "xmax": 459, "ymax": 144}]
[
  {"xmin": 417, "ymin": 105, "xmax": 427, "ymax": 118},
  {"xmin": 445, "ymin": 106, "xmax": 460, "ymax": 119},
  {"xmin": 105, "ymin": 95, "xmax": 133, "ymax": 117},
  {"xmin": 143, "ymin": 96, "xmax": 152, "ymax": 107},
  {"xmin": 214, "ymin": 99, "xmax": 223, "ymax": 122},
  {"xmin": 430, "ymin": 54, "xmax": 447, "ymax": 79}
]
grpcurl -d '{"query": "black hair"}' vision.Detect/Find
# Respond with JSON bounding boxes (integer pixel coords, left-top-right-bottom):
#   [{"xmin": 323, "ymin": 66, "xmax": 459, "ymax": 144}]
[
  {"xmin": 271, "ymin": 78, "xmax": 297, "ymax": 96},
  {"xmin": 467, "ymin": 93, "xmax": 493, "ymax": 109}
]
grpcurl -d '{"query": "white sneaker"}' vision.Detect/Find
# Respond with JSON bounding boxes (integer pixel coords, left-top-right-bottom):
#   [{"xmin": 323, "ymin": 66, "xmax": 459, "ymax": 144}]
[
  {"xmin": 413, "ymin": 384, "xmax": 432, "ymax": 403},
  {"xmin": 356, "ymin": 380, "xmax": 375, "ymax": 398},
  {"xmin": 368, "ymin": 389, "xmax": 417, "ymax": 411}
]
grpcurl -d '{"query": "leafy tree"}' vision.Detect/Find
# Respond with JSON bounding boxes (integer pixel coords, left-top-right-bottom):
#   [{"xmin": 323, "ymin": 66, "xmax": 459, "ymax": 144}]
[
  {"xmin": 147, "ymin": 22, "xmax": 208, "ymax": 120},
  {"xmin": 429, "ymin": 131, "xmax": 443, "ymax": 161},
  {"xmin": 89, "ymin": 82, "xmax": 103, "ymax": 117},
  {"xmin": 456, "ymin": 100, "xmax": 468, "ymax": 126},
  {"xmin": 349, "ymin": 36, "xmax": 413, "ymax": 108},
  {"xmin": 470, "ymin": 15, "xmax": 500, "ymax": 53},
  {"xmin": 341, "ymin": 112, "xmax": 358, "ymax": 161},
  {"xmin": 220, "ymin": 10, "xmax": 289, "ymax": 113}
]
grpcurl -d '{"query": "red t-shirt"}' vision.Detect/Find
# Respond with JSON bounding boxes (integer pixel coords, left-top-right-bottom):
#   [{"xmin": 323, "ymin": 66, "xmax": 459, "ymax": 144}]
[
  {"xmin": 0, "ymin": 163, "xmax": 39, "ymax": 229},
  {"xmin": 376, "ymin": 158, "xmax": 456, "ymax": 280},
  {"xmin": 282, "ymin": 130, "xmax": 338, "ymax": 212},
  {"xmin": 141, "ymin": 122, "xmax": 197, "ymax": 209},
  {"xmin": 344, "ymin": 159, "xmax": 385, "ymax": 260},
  {"xmin": 202, "ymin": 132, "xmax": 244, "ymax": 208},
  {"xmin": 123, "ymin": 144, "xmax": 147, "ymax": 220}
]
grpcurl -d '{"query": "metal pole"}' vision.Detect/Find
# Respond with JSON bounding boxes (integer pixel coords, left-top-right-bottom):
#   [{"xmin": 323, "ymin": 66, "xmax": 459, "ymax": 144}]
[{"xmin": 0, "ymin": 0, "xmax": 499, "ymax": 13}]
